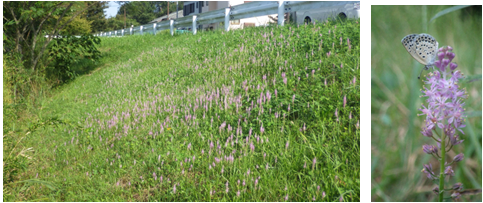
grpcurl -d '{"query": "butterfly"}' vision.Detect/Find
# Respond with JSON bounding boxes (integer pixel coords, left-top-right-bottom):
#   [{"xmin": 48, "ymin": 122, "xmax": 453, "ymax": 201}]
[{"xmin": 401, "ymin": 33, "xmax": 439, "ymax": 79}]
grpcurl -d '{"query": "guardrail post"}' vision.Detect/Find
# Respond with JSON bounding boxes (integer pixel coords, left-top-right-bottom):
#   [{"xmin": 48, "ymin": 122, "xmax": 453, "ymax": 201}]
[
  {"xmin": 170, "ymin": 20, "xmax": 174, "ymax": 36},
  {"xmin": 140, "ymin": 26, "xmax": 143, "ymax": 35},
  {"xmin": 192, "ymin": 15, "xmax": 197, "ymax": 35},
  {"xmin": 153, "ymin": 23, "xmax": 157, "ymax": 35},
  {"xmin": 109, "ymin": 31, "xmax": 111, "ymax": 37},
  {"xmin": 122, "ymin": 29, "xmax": 124, "ymax": 36},
  {"xmin": 278, "ymin": 1, "xmax": 285, "ymax": 26},
  {"xmin": 225, "ymin": 7, "xmax": 230, "ymax": 31},
  {"xmin": 115, "ymin": 30, "xmax": 117, "ymax": 36}
]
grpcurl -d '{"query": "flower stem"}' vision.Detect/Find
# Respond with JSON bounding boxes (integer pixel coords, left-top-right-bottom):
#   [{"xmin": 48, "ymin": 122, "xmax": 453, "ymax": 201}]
[{"xmin": 439, "ymin": 131, "xmax": 446, "ymax": 202}]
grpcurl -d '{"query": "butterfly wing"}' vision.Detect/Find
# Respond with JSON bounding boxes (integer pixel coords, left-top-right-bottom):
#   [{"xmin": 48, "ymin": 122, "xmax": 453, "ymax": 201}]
[
  {"xmin": 402, "ymin": 34, "xmax": 427, "ymax": 65},
  {"xmin": 413, "ymin": 33, "xmax": 439, "ymax": 66},
  {"xmin": 401, "ymin": 34, "xmax": 418, "ymax": 53}
]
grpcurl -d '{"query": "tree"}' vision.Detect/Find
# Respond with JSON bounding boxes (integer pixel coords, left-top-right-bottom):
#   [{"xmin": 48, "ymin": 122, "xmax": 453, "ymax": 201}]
[
  {"xmin": 115, "ymin": 1, "xmax": 129, "ymax": 29},
  {"xmin": 116, "ymin": 1, "xmax": 182, "ymax": 25},
  {"xmin": 3, "ymin": 1, "xmax": 94, "ymax": 71},
  {"xmin": 86, "ymin": 1, "xmax": 108, "ymax": 32}
]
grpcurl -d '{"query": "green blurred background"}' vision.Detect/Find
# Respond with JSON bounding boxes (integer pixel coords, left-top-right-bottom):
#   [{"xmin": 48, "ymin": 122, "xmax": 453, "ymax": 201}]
[{"xmin": 371, "ymin": 5, "xmax": 482, "ymax": 201}]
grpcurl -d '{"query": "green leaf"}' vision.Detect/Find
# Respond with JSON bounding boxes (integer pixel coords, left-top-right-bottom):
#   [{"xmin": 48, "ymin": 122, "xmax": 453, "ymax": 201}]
[
  {"xmin": 15, "ymin": 179, "xmax": 58, "ymax": 191},
  {"xmin": 429, "ymin": 5, "xmax": 472, "ymax": 23}
]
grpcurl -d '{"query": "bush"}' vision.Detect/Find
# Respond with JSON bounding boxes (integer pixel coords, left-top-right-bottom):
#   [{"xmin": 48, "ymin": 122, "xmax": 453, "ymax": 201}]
[{"xmin": 47, "ymin": 34, "xmax": 101, "ymax": 82}]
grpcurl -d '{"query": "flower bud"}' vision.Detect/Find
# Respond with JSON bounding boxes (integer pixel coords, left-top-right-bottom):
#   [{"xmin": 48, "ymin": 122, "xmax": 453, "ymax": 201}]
[
  {"xmin": 453, "ymin": 153, "xmax": 464, "ymax": 162},
  {"xmin": 446, "ymin": 52, "xmax": 455, "ymax": 61},
  {"xmin": 421, "ymin": 128, "xmax": 433, "ymax": 137},
  {"xmin": 451, "ymin": 192, "xmax": 461, "ymax": 199},
  {"xmin": 432, "ymin": 186, "xmax": 440, "ymax": 194},
  {"xmin": 437, "ymin": 52, "xmax": 445, "ymax": 61},
  {"xmin": 444, "ymin": 166, "xmax": 454, "ymax": 176},
  {"xmin": 452, "ymin": 182, "xmax": 463, "ymax": 191},
  {"xmin": 441, "ymin": 59, "xmax": 451, "ymax": 69},
  {"xmin": 422, "ymin": 145, "xmax": 433, "ymax": 154},
  {"xmin": 450, "ymin": 62, "xmax": 458, "ymax": 71}
]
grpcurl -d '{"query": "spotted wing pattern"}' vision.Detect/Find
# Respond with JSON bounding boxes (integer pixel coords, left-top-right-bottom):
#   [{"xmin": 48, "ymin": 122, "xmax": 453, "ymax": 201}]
[{"xmin": 401, "ymin": 33, "xmax": 439, "ymax": 66}]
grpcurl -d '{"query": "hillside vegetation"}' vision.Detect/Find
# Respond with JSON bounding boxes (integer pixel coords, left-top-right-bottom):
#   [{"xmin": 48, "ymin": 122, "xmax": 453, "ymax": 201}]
[{"xmin": 4, "ymin": 19, "xmax": 360, "ymax": 201}]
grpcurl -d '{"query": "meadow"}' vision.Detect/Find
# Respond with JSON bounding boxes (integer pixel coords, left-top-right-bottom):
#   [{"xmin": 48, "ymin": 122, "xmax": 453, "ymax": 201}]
[
  {"xmin": 3, "ymin": 19, "xmax": 360, "ymax": 201},
  {"xmin": 371, "ymin": 5, "xmax": 482, "ymax": 201}
]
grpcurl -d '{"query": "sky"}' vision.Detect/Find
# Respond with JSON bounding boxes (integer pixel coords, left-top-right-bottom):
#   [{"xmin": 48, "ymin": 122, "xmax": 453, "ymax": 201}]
[{"xmin": 104, "ymin": 1, "xmax": 121, "ymax": 18}]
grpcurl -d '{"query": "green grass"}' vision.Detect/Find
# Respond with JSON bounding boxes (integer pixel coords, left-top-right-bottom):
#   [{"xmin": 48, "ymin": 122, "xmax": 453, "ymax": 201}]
[
  {"xmin": 371, "ymin": 5, "xmax": 482, "ymax": 201},
  {"xmin": 3, "ymin": 19, "xmax": 360, "ymax": 201}
]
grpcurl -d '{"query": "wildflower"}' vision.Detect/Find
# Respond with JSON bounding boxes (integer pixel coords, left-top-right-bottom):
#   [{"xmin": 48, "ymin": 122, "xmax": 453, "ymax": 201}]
[
  {"xmin": 343, "ymin": 95, "xmax": 347, "ymax": 108},
  {"xmin": 284, "ymin": 194, "xmax": 288, "ymax": 201},
  {"xmin": 335, "ymin": 108, "xmax": 339, "ymax": 122},
  {"xmin": 322, "ymin": 191, "xmax": 326, "ymax": 198},
  {"xmin": 285, "ymin": 141, "xmax": 289, "ymax": 150},
  {"xmin": 312, "ymin": 157, "xmax": 316, "ymax": 170},
  {"xmin": 173, "ymin": 184, "xmax": 177, "ymax": 194},
  {"xmin": 419, "ymin": 47, "xmax": 467, "ymax": 200}
]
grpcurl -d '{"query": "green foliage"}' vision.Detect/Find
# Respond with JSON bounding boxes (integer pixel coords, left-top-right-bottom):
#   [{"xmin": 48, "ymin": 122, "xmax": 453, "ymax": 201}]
[
  {"xmin": 104, "ymin": 14, "xmax": 140, "ymax": 31},
  {"xmin": 116, "ymin": 1, "xmax": 183, "ymax": 25},
  {"xmin": 5, "ymin": 19, "xmax": 359, "ymax": 201},
  {"xmin": 47, "ymin": 34, "xmax": 101, "ymax": 82},
  {"xmin": 58, "ymin": 15, "xmax": 92, "ymax": 35}
]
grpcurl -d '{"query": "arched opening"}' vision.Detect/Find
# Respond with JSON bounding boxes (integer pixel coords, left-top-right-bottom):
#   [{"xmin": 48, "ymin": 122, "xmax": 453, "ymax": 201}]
[
  {"xmin": 304, "ymin": 16, "xmax": 312, "ymax": 24},
  {"xmin": 338, "ymin": 12, "xmax": 347, "ymax": 20}
]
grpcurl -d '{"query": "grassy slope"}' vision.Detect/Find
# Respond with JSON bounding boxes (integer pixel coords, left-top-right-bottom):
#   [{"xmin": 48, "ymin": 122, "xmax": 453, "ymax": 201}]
[
  {"xmin": 371, "ymin": 6, "xmax": 482, "ymax": 202},
  {"xmin": 6, "ymin": 20, "xmax": 360, "ymax": 201}
]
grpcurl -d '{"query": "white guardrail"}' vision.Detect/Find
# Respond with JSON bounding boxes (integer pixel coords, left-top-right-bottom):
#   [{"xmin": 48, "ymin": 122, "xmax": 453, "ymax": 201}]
[{"xmin": 95, "ymin": 1, "xmax": 358, "ymax": 37}]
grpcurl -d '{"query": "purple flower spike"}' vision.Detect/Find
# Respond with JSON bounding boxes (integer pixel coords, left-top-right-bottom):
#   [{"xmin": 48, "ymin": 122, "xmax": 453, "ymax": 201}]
[{"xmin": 343, "ymin": 95, "xmax": 347, "ymax": 108}]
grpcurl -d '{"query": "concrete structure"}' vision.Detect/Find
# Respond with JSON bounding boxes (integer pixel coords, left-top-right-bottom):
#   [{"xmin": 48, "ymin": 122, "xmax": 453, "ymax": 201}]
[
  {"xmin": 293, "ymin": 2, "xmax": 360, "ymax": 24},
  {"xmin": 183, "ymin": 1, "xmax": 277, "ymax": 30}
]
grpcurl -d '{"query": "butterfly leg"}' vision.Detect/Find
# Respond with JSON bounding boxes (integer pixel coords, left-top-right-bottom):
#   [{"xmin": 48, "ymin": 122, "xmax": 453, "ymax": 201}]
[{"xmin": 418, "ymin": 67, "xmax": 425, "ymax": 79}]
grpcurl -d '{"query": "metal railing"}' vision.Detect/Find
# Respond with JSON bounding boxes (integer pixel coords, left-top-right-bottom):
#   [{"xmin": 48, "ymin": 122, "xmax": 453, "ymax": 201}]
[{"xmin": 95, "ymin": 1, "xmax": 357, "ymax": 37}]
